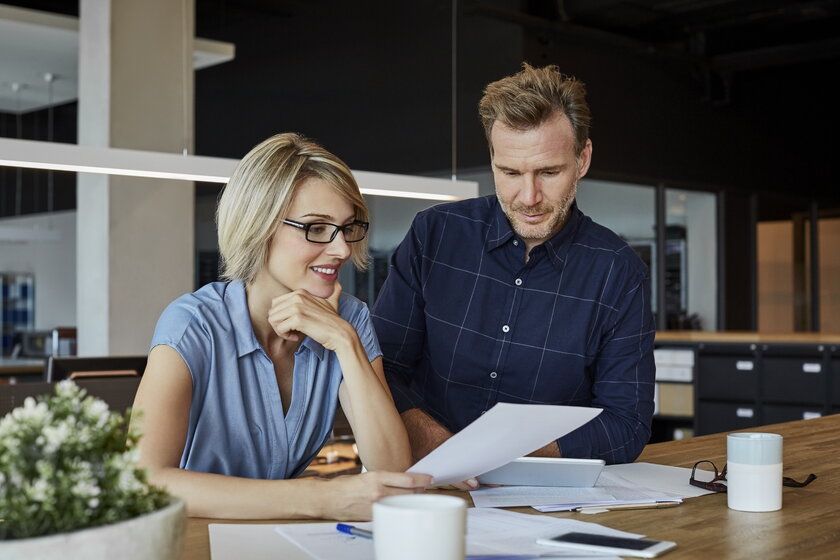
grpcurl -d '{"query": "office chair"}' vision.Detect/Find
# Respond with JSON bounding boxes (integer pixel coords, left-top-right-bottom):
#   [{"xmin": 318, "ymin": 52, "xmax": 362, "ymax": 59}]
[
  {"xmin": 0, "ymin": 377, "xmax": 142, "ymax": 417},
  {"xmin": 45, "ymin": 355, "xmax": 148, "ymax": 382}
]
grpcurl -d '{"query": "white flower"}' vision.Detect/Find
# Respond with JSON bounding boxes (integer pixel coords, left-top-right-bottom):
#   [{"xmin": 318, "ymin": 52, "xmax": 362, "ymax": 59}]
[
  {"xmin": 9, "ymin": 397, "xmax": 49, "ymax": 424},
  {"xmin": 42, "ymin": 419, "xmax": 73, "ymax": 455},
  {"xmin": 55, "ymin": 379, "xmax": 79, "ymax": 398},
  {"xmin": 72, "ymin": 478, "xmax": 101, "ymax": 499},
  {"xmin": 28, "ymin": 478, "xmax": 52, "ymax": 502},
  {"xmin": 0, "ymin": 380, "xmax": 168, "ymax": 539},
  {"xmin": 84, "ymin": 399, "xmax": 111, "ymax": 428}
]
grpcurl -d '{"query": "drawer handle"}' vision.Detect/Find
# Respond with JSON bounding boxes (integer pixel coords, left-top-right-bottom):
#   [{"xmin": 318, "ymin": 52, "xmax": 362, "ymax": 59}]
[
  {"xmin": 803, "ymin": 411, "xmax": 822, "ymax": 420},
  {"xmin": 736, "ymin": 408, "xmax": 755, "ymax": 418},
  {"xmin": 802, "ymin": 363, "xmax": 822, "ymax": 373},
  {"xmin": 735, "ymin": 360, "xmax": 754, "ymax": 371}
]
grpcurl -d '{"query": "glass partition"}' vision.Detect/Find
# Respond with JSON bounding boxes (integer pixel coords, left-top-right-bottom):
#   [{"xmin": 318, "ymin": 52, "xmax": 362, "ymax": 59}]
[
  {"xmin": 576, "ymin": 178, "xmax": 657, "ymax": 308},
  {"xmin": 665, "ymin": 188, "xmax": 717, "ymax": 331}
]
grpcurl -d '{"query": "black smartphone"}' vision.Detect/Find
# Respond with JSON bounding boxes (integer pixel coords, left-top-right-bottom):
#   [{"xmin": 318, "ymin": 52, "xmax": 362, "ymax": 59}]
[{"xmin": 536, "ymin": 531, "xmax": 677, "ymax": 558}]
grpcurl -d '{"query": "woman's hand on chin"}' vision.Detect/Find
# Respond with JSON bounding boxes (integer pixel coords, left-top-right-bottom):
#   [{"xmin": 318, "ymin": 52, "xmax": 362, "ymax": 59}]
[{"xmin": 267, "ymin": 282, "xmax": 353, "ymax": 349}]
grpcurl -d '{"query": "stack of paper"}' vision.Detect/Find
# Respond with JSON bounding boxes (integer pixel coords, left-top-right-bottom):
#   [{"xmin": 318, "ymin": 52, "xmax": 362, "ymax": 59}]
[
  {"xmin": 276, "ymin": 509, "xmax": 641, "ymax": 559},
  {"xmin": 209, "ymin": 509, "xmax": 644, "ymax": 559},
  {"xmin": 470, "ymin": 462, "xmax": 714, "ymax": 511}
]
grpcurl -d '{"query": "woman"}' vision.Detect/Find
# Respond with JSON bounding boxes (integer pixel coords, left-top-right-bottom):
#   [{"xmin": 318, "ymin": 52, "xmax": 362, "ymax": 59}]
[{"xmin": 130, "ymin": 133, "xmax": 430, "ymax": 519}]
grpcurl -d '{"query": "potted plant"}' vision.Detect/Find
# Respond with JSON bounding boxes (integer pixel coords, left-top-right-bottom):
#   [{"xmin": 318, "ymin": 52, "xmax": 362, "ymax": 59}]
[{"xmin": 0, "ymin": 380, "xmax": 184, "ymax": 559}]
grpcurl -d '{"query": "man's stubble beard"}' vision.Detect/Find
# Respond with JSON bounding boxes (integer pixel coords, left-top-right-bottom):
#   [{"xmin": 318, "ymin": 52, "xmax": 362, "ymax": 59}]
[{"xmin": 498, "ymin": 182, "xmax": 578, "ymax": 241}]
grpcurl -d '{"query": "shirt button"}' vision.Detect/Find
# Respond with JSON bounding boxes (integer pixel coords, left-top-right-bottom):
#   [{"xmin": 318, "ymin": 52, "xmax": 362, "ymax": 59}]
[
  {"xmin": 502, "ymin": 325, "xmax": 510, "ymax": 333},
  {"xmin": 489, "ymin": 371, "xmax": 498, "ymax": 379},
  {"xmin": 512, "ymin": 239, "xmax": 519, "ymax": 246},
  {"xmin": 514, "ymin": 278, "xmax": 523, "ymax": 286}
]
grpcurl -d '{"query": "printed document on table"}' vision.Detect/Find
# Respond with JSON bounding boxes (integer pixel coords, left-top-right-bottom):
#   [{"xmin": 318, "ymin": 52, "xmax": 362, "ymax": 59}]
[
  {"xmin": 271, "ymin": 508, "xmax": 642, "ymax": 559},
  {"xmin": 408, "ymin": 402, "xmax": 601, "ymax": 486},
  {"xmin": 470, "ymin": 470, "xmax": 681, "ymax": 510},
  {"xmin": 604, "ymin": 462, "xmax": 716, "ymax": 498}
]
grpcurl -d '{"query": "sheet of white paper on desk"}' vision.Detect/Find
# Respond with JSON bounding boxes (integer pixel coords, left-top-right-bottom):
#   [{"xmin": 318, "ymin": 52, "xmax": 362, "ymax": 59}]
[
  {"xmin": 408, "ymin": 403, "xmax": 601, "ymax": 486},
  {"xmin": 273, "ymin": 508, "xmax": 639, "ymax": 559},
  {"xmin": 209, "ymin": 523, "xmax": 311, "ymax": 560},
  {"xmin": 605, "ymin": 462, "xmax": 716, "ymax": 498},
  {"xmin": 277, "ymin": 521, "xmax": 374, "ymax": 560}
]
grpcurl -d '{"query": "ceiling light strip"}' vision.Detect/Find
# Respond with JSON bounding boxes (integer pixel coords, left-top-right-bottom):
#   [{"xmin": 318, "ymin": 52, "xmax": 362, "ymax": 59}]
[{"xmin": 0, "ymin": 137, "xmax": 477, "ymax": 201}]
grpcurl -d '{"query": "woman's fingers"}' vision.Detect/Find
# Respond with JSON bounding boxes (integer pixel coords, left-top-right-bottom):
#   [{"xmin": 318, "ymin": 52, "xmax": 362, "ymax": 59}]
[{"xmin": 326, "ymin": 281, "xmax": 343, "ymax": 311}]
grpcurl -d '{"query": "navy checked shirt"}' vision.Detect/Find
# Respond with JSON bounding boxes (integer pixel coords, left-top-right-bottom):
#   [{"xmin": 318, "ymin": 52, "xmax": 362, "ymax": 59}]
[{"xmin": 371, "ymin": 195, "xmax": 655, "ymax": 464}]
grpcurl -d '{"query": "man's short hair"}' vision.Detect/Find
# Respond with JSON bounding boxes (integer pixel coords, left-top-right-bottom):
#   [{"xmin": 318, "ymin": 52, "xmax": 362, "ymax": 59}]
[
  {"xmin": 216, "ymin": 132, "xmax": 369, "ymax": 284},
  {"xmin": 478, "ymin": 62, "xmax": 591, "ymax": 156}
]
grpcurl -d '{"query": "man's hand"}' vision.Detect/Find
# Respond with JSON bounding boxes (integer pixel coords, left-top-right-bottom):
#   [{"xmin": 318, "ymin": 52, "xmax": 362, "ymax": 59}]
[
  {"xmin": 527, "ymin": 440, "xmax": 562, "ymax": 458},
  {"xmin": 401, "ymin": 408, "xmax": 478, "ymax": 490}
]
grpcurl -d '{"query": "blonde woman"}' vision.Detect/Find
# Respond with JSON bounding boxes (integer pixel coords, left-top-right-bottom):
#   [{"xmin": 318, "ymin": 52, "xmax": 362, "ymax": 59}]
[{"xmin": 131, "ymin": 133, "xmax": 429, "ymax": 520}]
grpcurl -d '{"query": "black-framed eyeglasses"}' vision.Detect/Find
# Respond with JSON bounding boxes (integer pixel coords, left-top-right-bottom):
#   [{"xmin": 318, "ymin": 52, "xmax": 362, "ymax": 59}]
[
  {"xmin": 283, "ymin": 219, "xmax": 369, "ymax": 244},
  {"xmin": 690, "ymin": 460, "xmax": 729, "ymax": 492},
  {"xmin": 689, "ymin": 460, "xmax": 817, "ymax": 493}
]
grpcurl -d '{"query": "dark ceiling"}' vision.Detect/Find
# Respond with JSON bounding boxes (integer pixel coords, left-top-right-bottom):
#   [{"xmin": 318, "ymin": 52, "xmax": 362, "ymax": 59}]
[
  {"xmin": 470, "ymin": 0, "xmax": 840, "ymax": 104},
  {"xmin": 10, "ymin": 0, "xmax": 840, "ymax": 105}
]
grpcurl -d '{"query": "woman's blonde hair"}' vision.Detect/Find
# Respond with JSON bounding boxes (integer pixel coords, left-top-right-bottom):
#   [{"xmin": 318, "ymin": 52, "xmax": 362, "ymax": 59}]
[{"xmin": 216, "ymin": 132, "xmax": 369, "ymax": 284}]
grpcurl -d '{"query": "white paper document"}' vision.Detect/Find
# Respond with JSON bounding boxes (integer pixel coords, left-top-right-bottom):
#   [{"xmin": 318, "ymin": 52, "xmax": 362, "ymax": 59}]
[
  {"xmin": 408, "ymin": 403, "xmax": 602, "ymax": 486},
  {"xmin": 209, "ymin": 523, "xmax": 310, "ymax": 560},
  {"xmin": 471, "ymin": 470, "xmax": 680, "ymax": 510},
  {"xmin": 604, "ymin": 462, "xmax": 715, "ymax": 499},
  {"xmin": 469, "ymin": 461, "xmax": 713, "ymax": 511},
  {"xmin": 269, "ymin": 508, "xmax": 642, "ymax": 559}
]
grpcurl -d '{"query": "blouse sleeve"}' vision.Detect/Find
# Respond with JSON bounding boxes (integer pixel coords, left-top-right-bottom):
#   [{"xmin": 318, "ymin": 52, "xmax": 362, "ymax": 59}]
[{"xmin": 339, "ymin": 293, "xmax": 383, "ymax": 364}]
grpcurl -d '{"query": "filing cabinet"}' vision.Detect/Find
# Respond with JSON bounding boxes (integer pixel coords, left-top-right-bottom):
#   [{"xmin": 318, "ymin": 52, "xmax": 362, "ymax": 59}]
[
  {"xmin": 761, "ymin": 344, "xmax": 827, "ymax": 406},
  {"xmin": 697, "ymin": 401, "xmax": 760, "ymax": 434},
  {"xmin": 655, "ymin": 336, "xmax": 840, "ymax": 439},
  {"xmin": 696, "ymin": 343, "xmax": 758, "ymax": 401},
  {"xmin": 762, "ymin": 404, "xmax": 823, "ymax": 425}
]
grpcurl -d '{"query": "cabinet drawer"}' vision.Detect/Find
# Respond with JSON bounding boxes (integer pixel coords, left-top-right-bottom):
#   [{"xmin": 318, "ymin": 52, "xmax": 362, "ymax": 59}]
[
  {"xmin": 831, "ymin": 354, "xmax": 840, "ymax": 406},
  {"xmin": 697, "ymin": 401, "xmax": 760, "ymax": 436},
  {"xmin": 762, "ymin": 404, "xmax": 824, "ymax": 425},
  {"xmin": 697, "ymin": 355, "xmax": 758, "ymax": 400},
  {"xmin": 762, "ymin": 357, "xmax": 826, "ymax": 405}
]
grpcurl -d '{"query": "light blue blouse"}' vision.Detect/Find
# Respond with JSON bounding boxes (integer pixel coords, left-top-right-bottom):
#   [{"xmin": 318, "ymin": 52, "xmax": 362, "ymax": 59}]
[{"xmin": 150, "ymin": 280, "xmax": 381, "ymax": 479}]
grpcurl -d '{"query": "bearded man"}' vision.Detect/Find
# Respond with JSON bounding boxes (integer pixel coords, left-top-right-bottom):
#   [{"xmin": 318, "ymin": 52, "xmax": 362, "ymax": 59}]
[{"xmin": 371, "ymin": 63, "xmax": 655, "ymax": 485}]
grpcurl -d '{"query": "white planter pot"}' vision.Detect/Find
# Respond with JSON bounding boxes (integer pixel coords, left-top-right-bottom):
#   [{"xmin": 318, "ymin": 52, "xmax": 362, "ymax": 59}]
[{"xmin": 0, "ymin": 498, "xmax": 186, "ymax": 560}]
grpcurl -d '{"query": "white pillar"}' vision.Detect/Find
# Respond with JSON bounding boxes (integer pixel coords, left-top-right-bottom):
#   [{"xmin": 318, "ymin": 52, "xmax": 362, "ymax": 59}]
[{"xmin": 77, "ymin": 0, "xmax": 195, "ymax": 355}]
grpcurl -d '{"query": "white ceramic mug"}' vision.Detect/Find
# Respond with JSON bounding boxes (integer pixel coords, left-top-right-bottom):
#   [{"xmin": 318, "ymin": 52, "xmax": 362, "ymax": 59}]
[
  {"xmin": 372, "ymin": 494, "xmax": 467, "ymax": 560},
  {"xmin": 727, "ymin": 432, "xmax": 783, "ymax": 512}
]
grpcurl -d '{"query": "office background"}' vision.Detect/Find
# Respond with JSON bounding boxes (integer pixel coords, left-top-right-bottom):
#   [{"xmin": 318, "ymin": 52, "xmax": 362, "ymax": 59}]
[{"xmin": 1, "ymin": 0, "xmax": 839, "ymax": 346}]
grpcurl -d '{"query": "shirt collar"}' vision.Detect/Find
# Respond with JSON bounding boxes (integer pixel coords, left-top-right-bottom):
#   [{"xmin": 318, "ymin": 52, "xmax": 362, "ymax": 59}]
[
  {"xmin": 226, "ymin": 280, "xmax": 260, "ymax": 358},
  {"xmin": 486, "ymin": 197, "xmax": 583, "ymax": 269},
  {"xmin": 225, "ymin": 280, "xmax": 326, "ymax": 360}
]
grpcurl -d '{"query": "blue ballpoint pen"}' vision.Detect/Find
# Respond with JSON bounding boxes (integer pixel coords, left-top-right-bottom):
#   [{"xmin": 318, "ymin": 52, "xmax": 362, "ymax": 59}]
[
  {"xmin": 335, "ymin": 524, "xmax": 560, "ymax": 559},
  {"xmin": 335, "ymin": 523, "xmax": 373, "ymax": 539}
]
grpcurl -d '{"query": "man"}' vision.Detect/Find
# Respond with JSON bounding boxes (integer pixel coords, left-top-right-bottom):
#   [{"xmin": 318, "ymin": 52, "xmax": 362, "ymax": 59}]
[{"xmin": 371, "ymin": 63, "xmax": 655, "ymax": 473}]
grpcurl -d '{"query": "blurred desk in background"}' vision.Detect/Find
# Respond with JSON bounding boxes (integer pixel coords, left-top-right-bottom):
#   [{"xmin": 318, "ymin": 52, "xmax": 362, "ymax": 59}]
[{"xmin": 0, "ymin": 357, "xmax": 45, "ymax": 381}]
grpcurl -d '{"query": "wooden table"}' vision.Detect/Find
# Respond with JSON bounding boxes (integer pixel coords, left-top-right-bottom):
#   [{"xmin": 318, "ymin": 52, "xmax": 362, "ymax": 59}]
[{"xmin": 179, "ymin": 414, "xmax": 840, "ymax": 559}]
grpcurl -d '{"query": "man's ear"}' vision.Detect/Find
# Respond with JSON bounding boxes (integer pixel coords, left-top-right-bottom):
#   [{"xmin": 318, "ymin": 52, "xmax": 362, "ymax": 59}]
[{"xmin": 576, "ymin": 139, "xmax": 593, "ymax": 179}]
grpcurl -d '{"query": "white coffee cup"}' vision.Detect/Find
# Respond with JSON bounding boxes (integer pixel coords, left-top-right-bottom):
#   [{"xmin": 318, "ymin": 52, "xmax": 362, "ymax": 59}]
[
  {"xmin": 372, "ymin": 494, "xmax": 467, "ymax": 560},
  {"xmin": 727, "ymin": 432, "xmax": 783, "ymax": 512}
]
